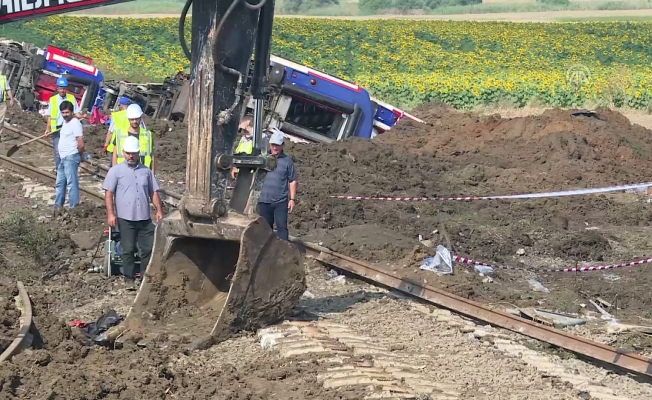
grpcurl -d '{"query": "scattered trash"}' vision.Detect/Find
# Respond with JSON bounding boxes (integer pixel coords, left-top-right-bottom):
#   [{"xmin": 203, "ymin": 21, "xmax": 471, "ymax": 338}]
[
  {"xmin": 589, "ymin": 299, "xmax": 613, "ymax": 320},
  {"xmin": 328, "ymin": 275, "xmax": 346, "ymax": 285},
  {"xmin": 602, "ymin": 273, "xmax": 621, "ymax": 282},
  {"xmin": 528, "ymin": 279, "xmax": 550, "ymax": 293},
  {"xmin": 474, "ymin": 265, "xmax": 494, "ymax": 276},
  {"xmin": 534, "ymin": 309, "xmax": 587, "ymax": 328},
  {"xmin": 482, "ymin": 276, "xmax": 493, "ymax": 284},
  {"xmin": 74, "ymin": 309, "xmax": 123, "ymax": 346},
  {"xmin": 516, "ymin": 248, "xmax": 526, "ymax": 256},
  {"xmin": 419, "ymin": 245, "xmax": 453, "ymax": 276}
]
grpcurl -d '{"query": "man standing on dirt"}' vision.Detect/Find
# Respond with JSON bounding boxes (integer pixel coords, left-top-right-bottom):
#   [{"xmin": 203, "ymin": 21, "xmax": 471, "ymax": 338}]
[
  {"xmin": 112, "ymin": 104, "xmax": 156, "ymax": 174},
  {"xmin": 257, "ymin": 130, "xmax": 297, "ymax": 241},
  {"xmin": 103, "ymin": 96, "xmax": 131, "ymax": 167},
  {"xmin": 44, "ymin": 77, "xmax": 85, "ymax": 172},
  {"xmin": 103, "ymin": 135, "xmax": 164, "ymax": 289},
  {"xmin": 0, "ymin": 73, "xmax": 15, "ymax": 141},
  {"xmin": 53, "ymin": 101, "xmax": 87, "ymax": 215}
]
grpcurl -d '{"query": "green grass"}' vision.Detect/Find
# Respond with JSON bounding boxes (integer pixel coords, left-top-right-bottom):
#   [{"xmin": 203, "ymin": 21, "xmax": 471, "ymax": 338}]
[
  {"xmin": 427, "ymin": 1, "xmax": 652, "ymax": 15},
  {"xmin": 69, "ymin": 0, "xmax": 184, "ymax": 15}
]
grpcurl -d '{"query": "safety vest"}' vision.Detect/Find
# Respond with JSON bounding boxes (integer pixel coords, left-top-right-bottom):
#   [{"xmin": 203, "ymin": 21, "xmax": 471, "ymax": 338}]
[
  {"xmin": 106, "ymin": 109, "xmax": 128, "ymax": 153},
  {"xmin": 49, "ymin": 93, "xmax": 76, "ymax": 130},
  {"xmin": 116, "ymin": 127, "xmax": 153, "ymax": 169},
  {"xmin": 235, "ymin": 137, "xmax": 253, "ymax": 154},
  {"xmin": 0, "ymin": 75, "xmax": 8, "ymax": 101}
]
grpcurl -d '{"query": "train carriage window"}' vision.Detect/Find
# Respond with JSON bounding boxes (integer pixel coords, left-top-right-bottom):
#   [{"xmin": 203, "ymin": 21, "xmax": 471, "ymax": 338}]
[{"xmin": 285, "ymin": 97, "xmax": 345, "ymax": 140}]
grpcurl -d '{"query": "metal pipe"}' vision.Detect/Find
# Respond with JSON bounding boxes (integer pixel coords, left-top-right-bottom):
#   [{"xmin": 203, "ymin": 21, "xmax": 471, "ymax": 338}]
[{"xmin": 253, "ymin": 98, "xmax": 263, "ymax": 152}]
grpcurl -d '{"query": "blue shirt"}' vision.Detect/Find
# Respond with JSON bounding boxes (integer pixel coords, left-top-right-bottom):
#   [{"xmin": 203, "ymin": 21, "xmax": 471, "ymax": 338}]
[
  {"xmin": 102, "ymin": 162, "xmax": 160, "ymax": 221},
  {"xmin": 259, "ymin": 152, "xmax": 296, "ymax": 204}
]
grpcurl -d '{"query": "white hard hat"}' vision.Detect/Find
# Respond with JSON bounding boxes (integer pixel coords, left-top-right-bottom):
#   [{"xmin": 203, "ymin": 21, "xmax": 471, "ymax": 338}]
[
  {"xmin": 126, "ymin": 103, "xmax": 143, "ymax": 119},
  {"xmin": 269, "ymin": 131, "xmax": 284, "ymax": 145},
  {"xmin": 123, "ymin": 136, "xmax": 140, "ymax": 153}
]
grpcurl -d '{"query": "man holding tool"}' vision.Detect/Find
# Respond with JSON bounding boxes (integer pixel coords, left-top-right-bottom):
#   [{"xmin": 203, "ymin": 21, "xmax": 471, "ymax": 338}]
[
  {"xmin": 53, "ymin": 100, "xmax": 87, "ymax": 215},
  {"xmin": 44, "ymin": 77, "xmax": 85, "ymax": 171},
  {"xmin": 0, "ymin": 72, "xmax": 15, "ymax": 141},
  {"xmin": 103, "ymin": 135, "xmax": 164, "ymax": 289}
]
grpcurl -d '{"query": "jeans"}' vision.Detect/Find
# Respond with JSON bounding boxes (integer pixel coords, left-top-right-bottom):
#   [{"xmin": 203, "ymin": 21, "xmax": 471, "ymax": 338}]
[
  {"xmin": 52, "ymin": 132, "xmax": 61, "ymax": 171},
  {"xmin": 117, "ymin": 218, "xmax": 155, "ymax": 280},
  {"xmin": 258, "ymin": 200, "xmax": 289, "ymax": 241},
  {"xmin": 54, "ymin": 153, "xmax": 81, "ymax": 208}
]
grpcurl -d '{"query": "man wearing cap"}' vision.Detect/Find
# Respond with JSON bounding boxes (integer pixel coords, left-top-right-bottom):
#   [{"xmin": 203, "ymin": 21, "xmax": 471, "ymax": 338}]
[
  {"xmin": 103, "ymin": 96, "xmax": 131, "ymax": 166},
  {"xmin": 103, "ymin": 135, "xmax": 164, "ymax": 289},
  {"xmin": 44, "ymin": 77, "xmax": 84, "ymax": 171},
  {"xmin": 112, "ymin": 103, "xmax": 156, "ymax": 173},
  {"xmin": 257, "ymin": 130, "xmax": 297, "ymax": 241},
  {"xmin": 0, "ymin": 72, "xmax": 15, "ymax": 141}
]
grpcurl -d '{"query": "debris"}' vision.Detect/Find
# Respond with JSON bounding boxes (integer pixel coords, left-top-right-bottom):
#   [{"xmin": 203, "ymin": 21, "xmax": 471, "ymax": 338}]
[
  {"xmin": 482, "ymin": 276, "xmax": 493, "ymax": 283},
  {"xmin": 519, "ymin": 307, "xmax": 554, "ymax": 326},
  {"xmin": 419, "ymin": 245, "xmax": 453, "ymax": 276},
  {"xmin": 606, "ymin": 321, "xmax": 652, "ymax": 334},
  {"xmin": 533, "ymin": 309, "xmax": 587, "ymax": 328},
  {"xmin": 527, "ymin": 279, "xmax": 549, "ymax": 293},
  {"xmin": 516, "ymin": 248, "xmax": 526, "ymax": 256},
  {"xmin": 474, "ymin": 265, "xmax": 494, "ymax": 276},
  {"xmin": 589, "ymin": 299, "xmax": 613, "ymax": 320},
  {"xmin": 596, "ymin": 297, "xmax": 612, "ymax": 309}
]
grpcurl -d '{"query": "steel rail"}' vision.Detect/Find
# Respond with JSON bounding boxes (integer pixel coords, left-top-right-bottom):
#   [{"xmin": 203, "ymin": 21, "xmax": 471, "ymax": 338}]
[
  {"xmin": 4, "ymin": 124, "xmax": 182, "ymax": 201},
  {"xmin": 290, "ymin": 237, "xmax": 652, "ymax": 378},
  {"xmin": 0, "ymin": 282, "xmax": 33, "ymax": 363}
]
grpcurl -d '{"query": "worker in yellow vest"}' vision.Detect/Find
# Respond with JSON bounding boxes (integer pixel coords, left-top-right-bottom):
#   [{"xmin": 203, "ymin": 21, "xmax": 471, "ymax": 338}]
[
  {"xmin": 44, "ymin": 77, "xmax": 84, "ymax": 171},
  {"xmin": 0, "ymin": 73, "xmax": 15, "ymax": 140},
  {"xmin": 230, "ymin": 116, "xmax": 269, "ymax": 179},
  {"xmin": 113, "ymin": 104, "xmax": 155, "ymax": 173},
  {"xmin": 103, "ymin": 96, "xmax": 131, "ymax": 167}
]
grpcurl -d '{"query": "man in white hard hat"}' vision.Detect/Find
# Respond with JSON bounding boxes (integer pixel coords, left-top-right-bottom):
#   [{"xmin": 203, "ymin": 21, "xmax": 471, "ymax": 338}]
[
  {"xmin": 257, "ymin": 130, "xmax": 297, "ymax": 241},
  {"xmin": 103, "ymin": 135, "xmax": 164, "ymax": 290},
  {"xmin": 112, "ymin": 103, "xmax": 156, "ymax": 173}
]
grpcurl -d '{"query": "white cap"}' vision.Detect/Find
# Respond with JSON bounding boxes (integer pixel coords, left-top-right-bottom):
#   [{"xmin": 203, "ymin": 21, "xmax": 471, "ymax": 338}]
[
  {"xmin": 269, "ymin": 131, "xmax": 284, "ymax": 145},
  {"xmin": 126, "ymin": 103, "xmax": 143, "ymax": 119},
  {"xmin": 123, "ymin": 136, "xmax": 140, "ymax": 153}
]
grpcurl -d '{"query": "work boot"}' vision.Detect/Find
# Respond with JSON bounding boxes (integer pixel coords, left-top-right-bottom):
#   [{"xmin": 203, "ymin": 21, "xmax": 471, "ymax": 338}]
[{"xmin": 123, "ymin": 277, "xmax": 138, "ymax": 291}]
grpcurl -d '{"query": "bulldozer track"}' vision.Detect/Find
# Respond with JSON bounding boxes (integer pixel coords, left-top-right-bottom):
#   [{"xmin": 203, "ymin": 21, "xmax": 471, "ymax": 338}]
[
  {"xmin": 0, "ymin": 282, "xmax": 32, "ymax": 364},
  {"xmin": 3, "ymin": 123, "xmax": 651, "ymax": 382}
]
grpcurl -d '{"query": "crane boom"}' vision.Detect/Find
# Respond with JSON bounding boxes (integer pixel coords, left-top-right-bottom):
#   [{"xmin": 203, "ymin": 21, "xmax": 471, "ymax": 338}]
[{"xmin": 0, "ymin": 0, "xmax": 136, "ymax": 24}]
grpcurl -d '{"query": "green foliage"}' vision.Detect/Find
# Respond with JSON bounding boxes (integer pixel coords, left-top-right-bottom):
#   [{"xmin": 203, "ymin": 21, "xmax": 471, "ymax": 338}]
[
  {"xmin": 282, "ymin": 0, "xmax": 339, "ymax": 13},
  {"xmin": 0, "ymin": 211, "xmax": 58, "ymax": 266}
]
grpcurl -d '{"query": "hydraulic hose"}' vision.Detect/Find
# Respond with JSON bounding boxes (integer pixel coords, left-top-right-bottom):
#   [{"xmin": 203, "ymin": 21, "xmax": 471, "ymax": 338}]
[{"xmin": 179, "ymin": 0, "xmax": 193, "ymax": 60}]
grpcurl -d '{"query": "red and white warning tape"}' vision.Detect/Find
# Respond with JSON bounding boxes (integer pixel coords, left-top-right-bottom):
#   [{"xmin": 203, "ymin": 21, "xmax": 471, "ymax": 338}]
[
  {"xmin": 332, "ymin": 181, "xmax": 652, "ymax": 201},
  {"xmin": 453, "ymin": 254, "xmax": 652, "ymax": 273}
]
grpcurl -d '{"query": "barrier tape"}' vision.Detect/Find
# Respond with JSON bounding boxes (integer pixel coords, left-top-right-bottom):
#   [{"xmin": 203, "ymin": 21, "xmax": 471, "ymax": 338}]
[
  {"xmin": 453, "ymin": 254, "xmax": 652, "ymax": 273},
  {"xmin": 331, "ymin": 181, "xmax": 652, "ymax": 201}
]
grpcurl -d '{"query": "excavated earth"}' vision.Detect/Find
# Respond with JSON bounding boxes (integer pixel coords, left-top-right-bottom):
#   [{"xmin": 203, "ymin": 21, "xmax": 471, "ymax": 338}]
[{"xmin": 4, "ymin": 104, "xmax": 652, "ymax": 397}]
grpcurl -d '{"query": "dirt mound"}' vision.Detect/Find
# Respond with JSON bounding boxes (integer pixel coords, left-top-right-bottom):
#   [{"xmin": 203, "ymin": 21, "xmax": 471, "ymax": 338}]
[
  {"xmin": 385, "ymin": 106, "xmax": 652, "ymax": 193},
  {"xmin": 0, "ymin": 280, "xmax": 19, "ymax": 355}
]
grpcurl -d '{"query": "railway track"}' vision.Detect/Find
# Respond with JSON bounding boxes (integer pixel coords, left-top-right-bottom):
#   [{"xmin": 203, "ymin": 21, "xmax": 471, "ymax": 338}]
[{"xmin": 2, "ymin": 122, "xmax": 652, "ymax": 381}]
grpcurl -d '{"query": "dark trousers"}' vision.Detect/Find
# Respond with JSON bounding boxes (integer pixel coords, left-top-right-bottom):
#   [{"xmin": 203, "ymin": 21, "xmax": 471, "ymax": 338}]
[
  {"xmin": 258, "ymin": 201, "xmax": 289, "ymax": 241},
  {"xmin": 117, "ymin": 218, "xmax": 155, "ymax": 280}
]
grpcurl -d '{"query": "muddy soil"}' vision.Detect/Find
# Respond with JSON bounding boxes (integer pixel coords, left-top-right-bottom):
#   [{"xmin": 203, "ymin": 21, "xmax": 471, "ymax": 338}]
[{"xmin": 0, "ymin": 280, "xmax": 19, "ymax": 355}]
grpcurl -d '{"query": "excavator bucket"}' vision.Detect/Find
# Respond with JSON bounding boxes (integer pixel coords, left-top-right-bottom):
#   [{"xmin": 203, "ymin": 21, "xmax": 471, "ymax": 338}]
[{"xmin": 119, "ymin": 209, "xmax": 306, "ymax": 347}]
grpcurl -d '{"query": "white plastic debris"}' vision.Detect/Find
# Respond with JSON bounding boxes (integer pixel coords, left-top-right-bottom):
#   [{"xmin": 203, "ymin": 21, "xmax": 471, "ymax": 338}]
[
  {"xmin": 528, "ymin": 279, "xmax": 550, "ymax": 293},
  {"xmin": 474, "ymin": 265, "xmax": 494, "ymax": 276},
  {"xmin": 419, "ymin": 245, "xmax": 453, "ymax": 276}
]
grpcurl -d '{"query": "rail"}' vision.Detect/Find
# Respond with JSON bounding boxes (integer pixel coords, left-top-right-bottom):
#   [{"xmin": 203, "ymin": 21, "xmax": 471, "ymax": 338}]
[
  {"xmin": 290, "ymin": 237, "xmax": 652, "ymax": 378},
  {"xmin": 2, "ymin": 124, "xmax": 182, "ymax": 202},
  {"xmin": 5, "ymin": 123, "xmax": 652, "ymax": 379},
  {"xmin": 0, "ymin": 282, "xmax": 33, "ymax": 363}
]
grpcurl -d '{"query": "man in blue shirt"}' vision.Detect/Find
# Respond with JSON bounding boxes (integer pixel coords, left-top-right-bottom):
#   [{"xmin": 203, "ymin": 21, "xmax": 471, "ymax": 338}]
[{"xmin": 258, "ymin": 131, "xmax": 297, "ymax": 241}]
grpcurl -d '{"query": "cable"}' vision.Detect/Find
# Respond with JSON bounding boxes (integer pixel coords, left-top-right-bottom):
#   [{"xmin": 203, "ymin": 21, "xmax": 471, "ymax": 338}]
[
  {"xmin": 244, "ymin": 0, "xmax": 267, "ymax": 10},
  {"xmin": 179, "ymin": 0, "xmax": 193, "ymax": 60}
]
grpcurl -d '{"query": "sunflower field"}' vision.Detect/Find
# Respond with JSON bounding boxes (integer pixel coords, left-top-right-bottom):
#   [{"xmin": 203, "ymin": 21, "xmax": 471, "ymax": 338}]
[{"xmin": 5, "ymin": 16, "xmax": 652, "ymax": 109}]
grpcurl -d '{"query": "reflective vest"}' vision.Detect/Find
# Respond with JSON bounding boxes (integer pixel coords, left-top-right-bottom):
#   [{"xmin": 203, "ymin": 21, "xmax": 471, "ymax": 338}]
[
  {"xmin": 106, "ymin": 109, "xmax": 128, "ymax": 153},
  {"xmin": 115, "ymin": 127, "xmax": 153, "ymax": 169},
  {"xmin": 49, "ymin": 93, "xmax": 76, "ymax": 130},
  {"xmin": 235, "ymin": 137, "xmax": 253, "ymax": 154},
  {"xmin": 0, "ymin": 75, "xmax": 8, "ymax": 101}
]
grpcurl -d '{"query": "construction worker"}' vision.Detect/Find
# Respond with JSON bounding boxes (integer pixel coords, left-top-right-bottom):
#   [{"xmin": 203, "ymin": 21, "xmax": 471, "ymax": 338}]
[
  {"xmin": 230, "ymin": 116, "xmax": 269, "ymax": 179},
  {"xmin": 0, "ymin": 73, "xmax": 15, "ymax": 140},
  {"xmin": 103, "ymin": 96, "xmax": 131, "ymax": 166},
  {"xmin": 112, "ymin": 104, "xmax": 156, "ymax": 173},
  {"xmin": 257, "ymin": 131, "xmax": 297, "ymax": 241},
  {"xmin": 53, "ymin": 100, "xmax": 87, "ymax": 215},
  {"xmin": 44, "ymin": 77, "xmax": 84, "ymax": 171},
  {"xmin": 103, "ymin": 135, "xmax": 163, "ymax": 289}
]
